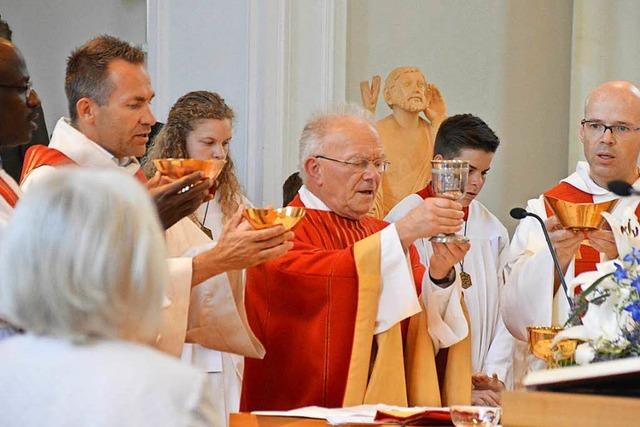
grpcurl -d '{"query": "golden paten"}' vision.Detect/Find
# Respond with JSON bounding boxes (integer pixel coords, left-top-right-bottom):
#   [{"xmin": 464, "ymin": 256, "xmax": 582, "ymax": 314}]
[
  {"xmin": 544, "ymin": 196, "xmax": 618, "ymax": 231},
  {"xmin": 153, "ymin": 158, "xmax": 226, "ymax": 181},
  {"xmin": 243, "ymin": 207, "xmax": 306, "ymax": 231}
]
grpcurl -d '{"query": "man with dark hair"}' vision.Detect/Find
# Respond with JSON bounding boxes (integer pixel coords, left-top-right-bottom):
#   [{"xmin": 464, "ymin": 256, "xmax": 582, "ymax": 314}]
[
  {"xmin": 387, "ymin": 114, "xmax": 513, "ymax": 405},
  {"xmin": 0, "ymin": 15, "xmax": 49, "ymax": 182},
  {"xmin": 0, "ymin": 38, "xmax": 41, "ymax": 338},
  {"xmin": 282, "ymin": 171, "xmax": 302, "ymax": 207},
  {"xmin": 20, "ymin": 35, "xmax": 293, "ymax": 360}
]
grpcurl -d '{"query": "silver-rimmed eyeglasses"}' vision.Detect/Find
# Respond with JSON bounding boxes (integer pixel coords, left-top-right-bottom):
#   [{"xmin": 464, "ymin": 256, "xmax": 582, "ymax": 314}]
[{"xmin": 314, "ymin": 155, "xmax": 390, "ymax": 173}]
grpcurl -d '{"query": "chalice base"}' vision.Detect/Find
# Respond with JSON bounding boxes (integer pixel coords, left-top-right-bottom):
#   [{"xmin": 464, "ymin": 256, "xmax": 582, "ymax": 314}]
[{"xmin": 429, "ymin": 233, "xmax": 469, "ymax": 243}]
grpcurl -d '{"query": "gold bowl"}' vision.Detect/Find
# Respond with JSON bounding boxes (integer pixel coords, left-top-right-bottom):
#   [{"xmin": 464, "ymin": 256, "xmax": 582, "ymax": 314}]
[
  {"xmin": 528, "ymin": 326, "xmax": 564, "ymax": 361},
  {"xmin": 544, "ymin": 196, "xmax": 617, "ymax": 231},
  {"xmin": 243, "ymin": 207, "xmax": 306, "ymax": 231},
  {"xmin": 527, "ymin": 325, "xmax": 577, "ymax": 367},
  {"xmin": 153, "ymin": 158, "xmax": 226, "ymax": 181}
]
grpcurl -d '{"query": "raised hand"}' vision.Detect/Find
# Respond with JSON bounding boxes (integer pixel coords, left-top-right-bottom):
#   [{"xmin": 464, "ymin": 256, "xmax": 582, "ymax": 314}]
[
  {"xmin": 545, "ymin": 215, "xmax": 584, "ymax": 271},
  {"xmin": 395, "ymin": 197, "xmax": 464, "ymax": 250},
  {"xmin": 191, "ymin": 205, "xmax": 294, "ymax": 285},
  {"xmin": 147, "ymin": 171, "xmax": 213, "ymax": 230},
  {"xmin": 360, "ymin": 75, "xmax": 381, "ymax": 114},
  {"xmin": 429, "ymin": 241, "xmax": 470, "ymax": 280},
  {"xmin": 424, "ymin": 83, "xmax": 447, "ymax": 128},
  {"xmin": 587, "ymin": 229, "xmax": 618, "ymax": 260}
]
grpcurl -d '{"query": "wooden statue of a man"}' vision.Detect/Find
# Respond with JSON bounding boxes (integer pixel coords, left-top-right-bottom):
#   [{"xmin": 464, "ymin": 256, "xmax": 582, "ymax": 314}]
[{"xmin": 361, "ymin": 67, "xmax": 447, "ymax": 218}]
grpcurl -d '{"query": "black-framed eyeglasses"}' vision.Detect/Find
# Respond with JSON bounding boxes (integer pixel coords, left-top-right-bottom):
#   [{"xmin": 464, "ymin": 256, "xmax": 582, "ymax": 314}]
[
  {"xmin": 581, "ymin": 119, "xmax": 640, "ymax": 140},
  {"xmin": 0, "ymin": 81, "xmax": 34, "ymax": 100},
  {"xmin": 314, "ymin": 155, "xmax": 390, "ymax": 173}
]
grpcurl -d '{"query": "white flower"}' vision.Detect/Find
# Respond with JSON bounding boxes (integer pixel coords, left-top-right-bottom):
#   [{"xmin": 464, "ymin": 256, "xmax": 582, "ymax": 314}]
[{"xmin": 574, "ymin": 343, "xmax": 596, "ymax": 365}]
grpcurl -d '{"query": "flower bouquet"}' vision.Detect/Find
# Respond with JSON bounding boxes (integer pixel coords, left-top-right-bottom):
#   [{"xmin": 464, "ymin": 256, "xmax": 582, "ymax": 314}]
[{"xmin": 549, "ymin": 207, "xmax": 640, "ymax": 366}]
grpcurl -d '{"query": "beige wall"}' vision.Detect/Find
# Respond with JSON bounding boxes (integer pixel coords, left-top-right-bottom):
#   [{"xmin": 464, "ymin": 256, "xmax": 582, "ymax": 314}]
[
  {"xmin": 568, "ymin": 0, "xmax": 640, "ymax": 170},
  {"xmin": 347, "ymin": 0, "xmax": 574, "ymax": 232}
]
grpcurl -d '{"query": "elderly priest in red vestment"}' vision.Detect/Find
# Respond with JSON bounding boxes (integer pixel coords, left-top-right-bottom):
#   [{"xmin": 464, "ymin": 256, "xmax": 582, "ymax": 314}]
[{"xmin": 241, "ymin": 106, "xmax": 473, "ymax": 411}]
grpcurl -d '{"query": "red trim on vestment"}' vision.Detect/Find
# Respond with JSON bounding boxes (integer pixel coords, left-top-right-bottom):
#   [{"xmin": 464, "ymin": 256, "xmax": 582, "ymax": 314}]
[{"xmin": 0, "ymin": 177, "xmax": 19, "ymax": 208}]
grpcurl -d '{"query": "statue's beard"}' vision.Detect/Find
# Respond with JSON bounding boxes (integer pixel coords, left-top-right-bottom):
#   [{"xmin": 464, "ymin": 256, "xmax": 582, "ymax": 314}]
[{"xmin": 396, "ymin": 96, "xmax": 427, "ymax": 113}]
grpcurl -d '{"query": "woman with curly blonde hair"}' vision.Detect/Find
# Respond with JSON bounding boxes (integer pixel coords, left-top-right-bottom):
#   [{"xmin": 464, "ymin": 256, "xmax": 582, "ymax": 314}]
[
  {"xmin": 145, "ymin": 91, "xmax": 250, "ymax": 233},
  {"xmin": 144, "ymin": 91, "xmax": 261, "ymax": 427}
]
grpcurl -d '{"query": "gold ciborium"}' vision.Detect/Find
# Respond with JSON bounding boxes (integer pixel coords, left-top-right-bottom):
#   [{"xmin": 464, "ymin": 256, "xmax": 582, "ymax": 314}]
[
  {"xmin": 527, "ymin": 325, "xmax": 577, "ymax": 367},
  {"xmin": 153, "ymin": 158, "xmax": 226, "ymax": 181},
  {"xmin": 243, "ymin": 207, "xmax": 306, "ymax": 231},
  {"xmin": 544, "ymin": 196, "xmax": 618, "ymax": 231}
]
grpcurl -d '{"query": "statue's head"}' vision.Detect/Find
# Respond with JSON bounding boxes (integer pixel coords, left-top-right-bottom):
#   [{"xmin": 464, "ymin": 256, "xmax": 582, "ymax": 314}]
[{"xmin": 383, "ymin": 66, "xmax": 428, "ymax": 113}]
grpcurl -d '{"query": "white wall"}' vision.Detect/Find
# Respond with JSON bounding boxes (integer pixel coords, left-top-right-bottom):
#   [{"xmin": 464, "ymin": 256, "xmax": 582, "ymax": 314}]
[
  {"xmin": 347, "ymin": 0, "xmax": 574, "ymax": 231},
  {"xmin": 148, "ymin": 0, "xmax": 346, "ymax": 206},
  {"xmin": 0, "ymin": 0, "xmax": 146, "ymax": 134}
]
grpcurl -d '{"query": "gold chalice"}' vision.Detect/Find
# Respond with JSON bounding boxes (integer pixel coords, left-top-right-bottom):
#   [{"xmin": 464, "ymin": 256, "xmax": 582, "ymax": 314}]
[
  {"xmin": 243, "ymin": 207, "xmax": 306, "ymax": 231},
  {"xmin": 527, "ymin": 325, "xmax": 577, "ymax": 367},
  {"xmin": 544, "ymin": 196, "xmax": 618, "ymax": 231},
  {"xmin": 528, "ymin": 326, "xmax": 564, "ymax": 362},
  {"xmin": 153, "ymin": 158, "xmax": 226, "ymax": 181}
]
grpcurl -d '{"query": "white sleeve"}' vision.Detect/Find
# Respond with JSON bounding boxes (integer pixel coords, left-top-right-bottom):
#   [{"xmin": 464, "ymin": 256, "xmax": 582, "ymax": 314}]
[
  {"xmin": 155, "ymin": 257, "xmax": 193, "ymax": 356},
  {"xmin": 483, "ymin": 224, "xmax": 514, "ymax": 388},
  {"xmin": 482, "ymin": 315, "xmax": 515, "ymax": 389},
  {"xmin": 181, "ymin": 241, "xmax": 265, "ymax": 358},
  {"xmin": 20, "ymin": 164, "xmax": 58, "ymax": 192},
  {"xmin": 501, "ymin": 197, "xmax": 556, "ymax": 341},
  {"xmin": 385, "ymin": 195, "xmax": 468, "ymax": 350},
  {"xmin": 423, "ymin": 270, "xmax": 468, "ymax": 352},
  {"xmin": 376, "ymin": 224, "xmax": 422, "ymax": 334}
]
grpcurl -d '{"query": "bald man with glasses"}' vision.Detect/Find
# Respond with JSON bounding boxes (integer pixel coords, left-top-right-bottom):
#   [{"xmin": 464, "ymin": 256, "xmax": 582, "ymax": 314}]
[{"xmin": 502, "ymin": 81, "xmax": 640, "ymax": 383}]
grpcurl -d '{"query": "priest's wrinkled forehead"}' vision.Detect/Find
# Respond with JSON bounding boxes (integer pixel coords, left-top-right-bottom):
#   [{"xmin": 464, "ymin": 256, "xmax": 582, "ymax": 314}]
[{"xmin": 322, "ymin": 116, "xmax": 382, "ymax": 156}]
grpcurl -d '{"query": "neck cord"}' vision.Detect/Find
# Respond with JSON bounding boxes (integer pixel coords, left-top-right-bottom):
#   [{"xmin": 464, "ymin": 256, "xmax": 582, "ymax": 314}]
[{"xmin": 460, "ymin": 216, "xmax": 468, "ymax": 272}]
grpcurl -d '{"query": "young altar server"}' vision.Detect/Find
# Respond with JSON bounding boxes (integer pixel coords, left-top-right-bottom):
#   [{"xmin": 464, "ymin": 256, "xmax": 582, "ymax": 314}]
[{"xmin": 387, "ymin": 114, "xmax": 514, "ymax": 405}]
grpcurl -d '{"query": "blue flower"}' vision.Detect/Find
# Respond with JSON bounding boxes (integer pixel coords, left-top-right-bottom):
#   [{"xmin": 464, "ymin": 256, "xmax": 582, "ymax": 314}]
[
  {"xmin": 633, "ymin": 277, "xmax": 640, "ymax": 293},
  {"xmin": 624, "ymin": 247, "xmax": 640, "ymax": 265},
  {"xmin": 614, "ymin": 263, "xmax": 628, "ymax": 281},
  {"xmin": 624, "ymin": 301, "xmax": 640, "ymax": 323}
]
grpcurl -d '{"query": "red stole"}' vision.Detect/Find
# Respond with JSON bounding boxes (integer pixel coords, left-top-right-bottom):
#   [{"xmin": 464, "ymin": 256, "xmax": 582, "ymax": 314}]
[
  {"xmin": 544, "ymin": 181, "xmax": 640, "ymax": 276},
  {"xmin": 241, "ymin": 195, "xmax": 424, "ymax": 411},
  {"xmin": 21, "ymin": 144, "xmax": 148, "ymax": 184},
  {"xmin": 0, "ymin": 176, "xmax": 19, "ymax": 208}
]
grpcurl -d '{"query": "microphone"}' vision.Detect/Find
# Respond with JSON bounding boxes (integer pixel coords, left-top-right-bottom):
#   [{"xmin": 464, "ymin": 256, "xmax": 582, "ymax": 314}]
[
  {"xmin": 608, "ymin": 180, "xmax": 640, "ymax": 197},
  {"xmin": 509, "ymin": 207, "xmax": 574, "ymax": 310}
]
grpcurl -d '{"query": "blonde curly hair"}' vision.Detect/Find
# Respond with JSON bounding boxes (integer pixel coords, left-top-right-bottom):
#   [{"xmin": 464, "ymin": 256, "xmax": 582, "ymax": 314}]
[{"xmin": 144, "ymin": 91, "xmax": 243, "ymax": 221}]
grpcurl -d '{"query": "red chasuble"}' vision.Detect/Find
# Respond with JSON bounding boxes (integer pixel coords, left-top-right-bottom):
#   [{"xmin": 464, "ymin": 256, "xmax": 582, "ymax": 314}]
[
  {"xmin": 21, "ymin": 145, "xmax": 148, "ymax": 184},
  {"xmin": 543, "ymin": 182, "xmax": 640, "ymax": 276},
  {"xmin": 0, "ymin": 176, "xmax": 19, "ymax": 207},
  {"xmin": 241, "ymin": 195, "xmax": 425, "ymax": 411}
]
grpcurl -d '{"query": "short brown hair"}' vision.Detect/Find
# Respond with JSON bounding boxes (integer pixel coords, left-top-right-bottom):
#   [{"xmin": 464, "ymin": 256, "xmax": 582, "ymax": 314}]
[{"xmin": 65, "ymin": 35, "xmax": 145, "ymax": 122}]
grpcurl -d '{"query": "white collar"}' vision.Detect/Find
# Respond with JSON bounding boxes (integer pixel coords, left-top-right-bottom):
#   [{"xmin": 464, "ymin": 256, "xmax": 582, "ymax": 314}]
[
  {"xmin": 49, "ymin": 118, "xmax": 140, "ymax": 171},
  {"xmin": 563, "ymin": 161, "xmax": 640, "ymax": 198},
  {"xmin": 297, "ymin": 185, "xmax": 331, "ymax": 211}
]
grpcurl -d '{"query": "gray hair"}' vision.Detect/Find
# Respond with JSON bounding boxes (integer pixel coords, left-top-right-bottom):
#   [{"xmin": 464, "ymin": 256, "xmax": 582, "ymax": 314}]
[
  {"xmin": 298, "ymin": 103, "xmax": 377, "ymax": 182},
  {"xmin": 0, "ymin": 169, "xmax": 167, "ymax": 343}
]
